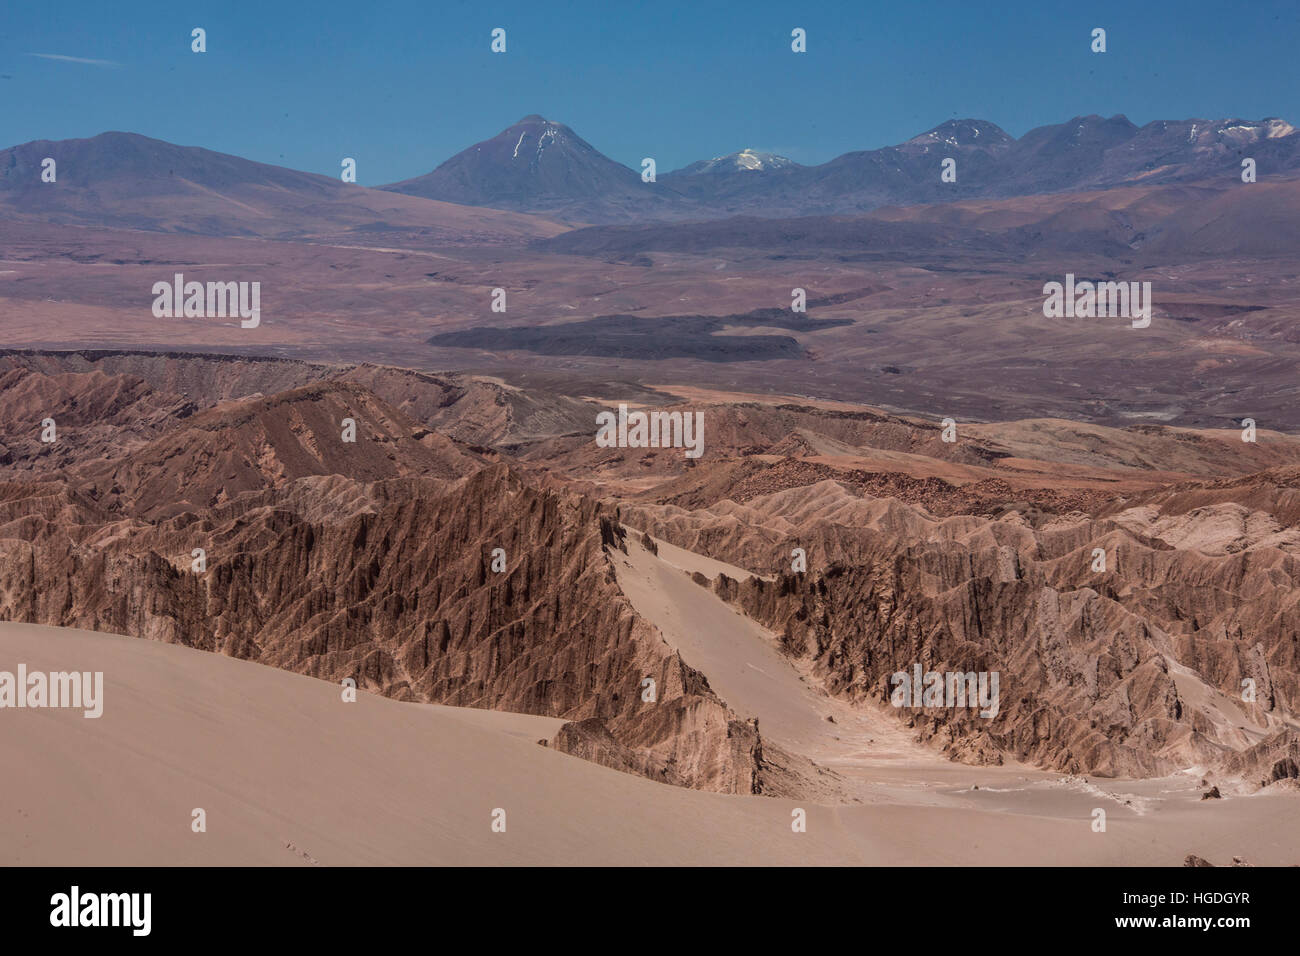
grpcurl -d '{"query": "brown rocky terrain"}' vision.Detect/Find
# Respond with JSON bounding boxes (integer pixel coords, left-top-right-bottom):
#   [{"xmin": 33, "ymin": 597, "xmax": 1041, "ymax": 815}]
[
  {"xmin": 676, "ymin": 484, "xmax": 1300, "ymax": 781},
  {"xmin": 0, "ymin": 463, "xmax": 790, "ymax": 794},
  {"xmin": 0, "ymin": 349, "xmax": 1297, "ymax": 804}
]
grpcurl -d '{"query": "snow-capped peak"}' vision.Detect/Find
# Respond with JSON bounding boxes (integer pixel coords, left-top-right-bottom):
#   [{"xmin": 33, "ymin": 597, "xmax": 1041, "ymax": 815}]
[{"xmin": 682, "ymin": 149, "xmax": 797, "ymax": 174}]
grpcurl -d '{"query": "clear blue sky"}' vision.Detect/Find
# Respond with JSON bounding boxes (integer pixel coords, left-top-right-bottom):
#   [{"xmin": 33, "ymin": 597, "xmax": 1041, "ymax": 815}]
[{"xmin": 2, "ymin": 0, "xmax": 1297, "ymax": 183}]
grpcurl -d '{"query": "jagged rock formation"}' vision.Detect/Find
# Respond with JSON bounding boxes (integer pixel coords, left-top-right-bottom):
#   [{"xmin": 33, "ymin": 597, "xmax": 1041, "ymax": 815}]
[
  {"xmin": 0, "ymin": 462, "xmax": 785, "ymax": 794},
  {"xmin": 627, "ymin": 475, "xmax": 1300, "ymax": 780},
  {"xmin": 1, "ymin": 349, "xmax": 1298, "ymax": 794}
]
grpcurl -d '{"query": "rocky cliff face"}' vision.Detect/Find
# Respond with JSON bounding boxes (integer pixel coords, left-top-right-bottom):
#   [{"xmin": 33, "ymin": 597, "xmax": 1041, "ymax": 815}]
[
  {"xmin": 0, "ymin": 455, "xmax": 774, "ymax": 793},
  {"xmin": 637, "ymin": 481, "xmax": 1300, "ymax": 781}
]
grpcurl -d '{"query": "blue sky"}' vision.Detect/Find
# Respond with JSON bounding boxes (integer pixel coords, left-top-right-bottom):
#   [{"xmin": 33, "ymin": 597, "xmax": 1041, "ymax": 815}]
[{"xmin": 2, "ymin": 0, "xmax": 1297, "ymax": 183}]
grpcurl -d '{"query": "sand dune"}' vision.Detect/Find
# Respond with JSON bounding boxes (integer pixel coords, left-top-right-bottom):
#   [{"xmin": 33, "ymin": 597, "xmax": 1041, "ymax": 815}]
[
  {"xmin": 3, "ymin": 621, "xmax": 1294, "ymax": 866},
  {"xmin": 611, "ymin": 534, "xmax": 848, "ymax": 756}
]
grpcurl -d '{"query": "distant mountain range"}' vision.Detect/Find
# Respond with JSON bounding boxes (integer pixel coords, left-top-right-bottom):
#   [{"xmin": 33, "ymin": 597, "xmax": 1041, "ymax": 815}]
[
  {"xmin": 380, "ymin": 113, "xmax": 1300, "ymax": 222},
  {"xmin": 3, "ymin": 114, "xmax": 1298, "ymax": 230}
]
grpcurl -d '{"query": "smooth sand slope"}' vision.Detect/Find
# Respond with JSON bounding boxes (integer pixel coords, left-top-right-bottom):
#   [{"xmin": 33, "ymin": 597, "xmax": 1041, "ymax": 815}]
[{"xmin": 1, "ymin": 621, "xmax": 1296, "ymax": 866}]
